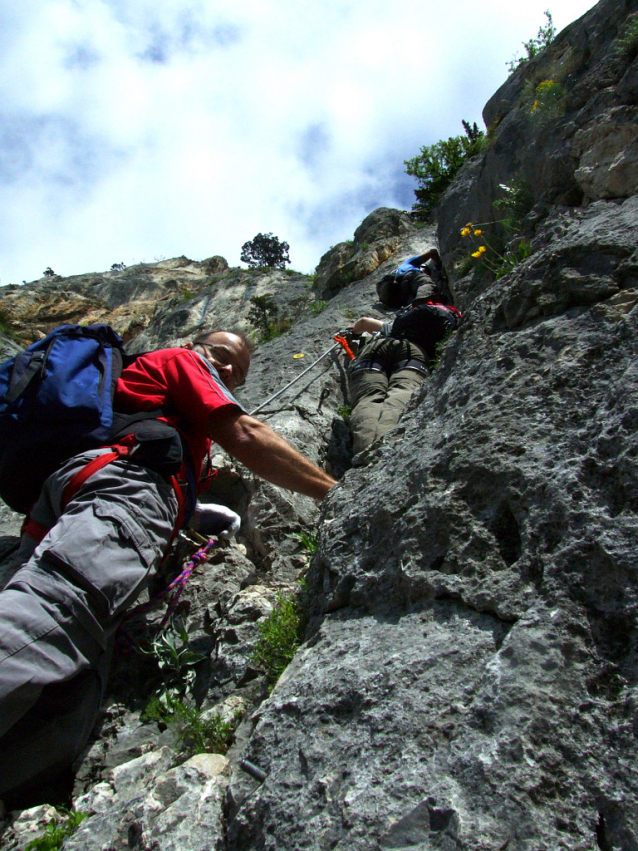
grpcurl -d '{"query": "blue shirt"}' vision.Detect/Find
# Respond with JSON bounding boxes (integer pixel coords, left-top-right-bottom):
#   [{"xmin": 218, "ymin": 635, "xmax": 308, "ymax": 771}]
[{"xmin": 395, "ymin": 256, "xmax": 421, "ymax": 277}]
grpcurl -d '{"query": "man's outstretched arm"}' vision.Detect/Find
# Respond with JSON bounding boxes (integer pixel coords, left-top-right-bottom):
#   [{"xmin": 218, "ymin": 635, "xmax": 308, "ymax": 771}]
[{"xmin": 209, "ymin": 407, "xmax": 337, "ymax": 500}]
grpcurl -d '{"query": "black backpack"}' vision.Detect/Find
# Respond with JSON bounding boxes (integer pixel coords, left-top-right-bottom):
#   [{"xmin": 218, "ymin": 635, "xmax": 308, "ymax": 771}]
[
  {"xmin": 376, "ymin": 273, "xmax": 415, "ymax": 309},
  {"xmin": 376, "ymin": 255, "xmax": 450, "ymax": 309},
  {"xmin": 389, "ymin": 302, "xmax": 463, "ymax": 359}
]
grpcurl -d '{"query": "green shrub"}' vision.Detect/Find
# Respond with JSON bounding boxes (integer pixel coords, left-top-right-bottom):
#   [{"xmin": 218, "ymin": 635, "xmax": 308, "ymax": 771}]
[
  {"xmin": 247, "ymin": 294, "xmax": 292, "ymax": 342},
  {"xmin": 431, "ymin": 332, "xmax": 453, "ymax": 370},
  {"xmin": 0, "ymin": 308, "xmax": 15, "ymax": 337},
  {"xmin": 507, "ymin": 10, "xmax": 556, "ymax": 73},
  {"xmin": 137, "ymin": 618, "xmax": 205, "ymax": 709},
  {"xmin": 460, "ymin": 222, "xmax": 532, "ymax": 279},
  {"xmin": 405, "ymin": 120, "xmax": 485, "ymax": 218},
  {"xmin": 337, "ymin": 404, "xmax": 352, "ymax": 420},
  {"xmin": 25, "ymin": 810, "xmax": 89, "ymax": 851},
  {"xmin": 492, "ymin": 180, "xmax": 534, "ymax": 233},
  {"xmin": 527, "ymin": 79, "xmax": 566, "ymax": 119},
  {"xmin": 251, "ymin": 592, "xmax": 304, "ymax": 687},
  {"xmin": 616, "ymin": 14, "xmax": 638, "ymax": 58},
  {"xmin": 144, "ymin": 695, "xmax": 240, "ymax": 757},
  {"xmin": 310, "ymin": 300, "xmax": 327, "ymax": 315}
]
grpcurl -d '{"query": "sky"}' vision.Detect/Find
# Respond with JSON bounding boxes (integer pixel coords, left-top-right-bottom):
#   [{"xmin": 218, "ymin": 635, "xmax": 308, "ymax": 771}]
[{"xmin": 0, "ymin": 0, "xmax": 598, "ymax": 285}]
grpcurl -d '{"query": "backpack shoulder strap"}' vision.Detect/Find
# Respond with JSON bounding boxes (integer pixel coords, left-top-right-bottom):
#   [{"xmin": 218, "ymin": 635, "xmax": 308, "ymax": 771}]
[{"xmin": 5, "ymin": 350, "xmax": 46, "ymax": 403}]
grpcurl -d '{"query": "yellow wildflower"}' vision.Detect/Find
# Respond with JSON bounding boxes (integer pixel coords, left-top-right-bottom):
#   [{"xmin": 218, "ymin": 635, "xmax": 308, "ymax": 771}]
[
  {"xmin": 471, "ymin": 246, "xmax": 487, "ymax": 259},
  {"xmin": 460, "ymin": 227, "xmax": 471, "ymax": 237},
  {"xmin": 474, "ymin": 229, "xmax": 482, "ymax": 236}
]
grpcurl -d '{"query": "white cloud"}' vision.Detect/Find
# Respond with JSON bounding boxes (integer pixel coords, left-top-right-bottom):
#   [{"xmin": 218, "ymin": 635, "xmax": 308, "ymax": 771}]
[{"xmin": 0, "ymin": 0, "xmax": 598, "ymax": 283}]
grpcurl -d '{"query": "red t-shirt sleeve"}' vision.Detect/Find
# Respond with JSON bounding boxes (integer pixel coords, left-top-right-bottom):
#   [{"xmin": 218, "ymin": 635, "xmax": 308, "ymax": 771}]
[{"xmin": 115, "ymin": 349, "xmax": 241, "ymax": 433}]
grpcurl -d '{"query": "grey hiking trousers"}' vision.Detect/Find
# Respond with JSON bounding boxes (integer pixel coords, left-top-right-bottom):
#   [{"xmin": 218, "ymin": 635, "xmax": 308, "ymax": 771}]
[
  {"xmin": 349, "ymin": 337, "xmax": 428, "ymax": 455},
  {"xmin": 0, "ymin": 449, "xmax": 178, "ymax": 797}
]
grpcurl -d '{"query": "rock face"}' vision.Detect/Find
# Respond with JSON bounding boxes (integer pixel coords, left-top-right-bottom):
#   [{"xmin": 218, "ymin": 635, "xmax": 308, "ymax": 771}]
[
  {"xmin": 314, "ymin": 207, "xmax": 416, "ymax": 300},
  {"xmin": 438, "ymin": 0, "xmax": 638, "ymax": 274},
  {"xmin": 1, "ymin": 0, "xmax": 638, "ymax": 848},
  {"xmin": 0, "ymin": 255, "xmax": 312, "ymax": 351}
]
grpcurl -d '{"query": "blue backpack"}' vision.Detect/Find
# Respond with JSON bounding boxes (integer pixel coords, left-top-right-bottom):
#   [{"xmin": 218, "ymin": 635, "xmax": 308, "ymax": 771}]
[{"xmin": 0, "ymin": 324, "xmax": 127, "ymax": 513}]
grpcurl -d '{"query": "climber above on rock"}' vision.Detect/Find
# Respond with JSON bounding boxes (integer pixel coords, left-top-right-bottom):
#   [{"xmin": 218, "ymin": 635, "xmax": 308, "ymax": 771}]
[
  {"xmin": 376, "ymin": 248, "xmax": 453, "ymax": 309},
  {"xmin": 347, "ymin": 285, "xmax": 462, "ymax": 458},
  {"xmin": 0, "ymin": 327, "xmax": 336, "ymax": 803}
]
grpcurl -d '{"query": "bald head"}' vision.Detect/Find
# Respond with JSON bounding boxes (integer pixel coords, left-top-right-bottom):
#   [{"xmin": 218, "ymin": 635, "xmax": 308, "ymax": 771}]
[{"xmin": 187, "ymin": 330, "xmax": 251, "ymax": 393}]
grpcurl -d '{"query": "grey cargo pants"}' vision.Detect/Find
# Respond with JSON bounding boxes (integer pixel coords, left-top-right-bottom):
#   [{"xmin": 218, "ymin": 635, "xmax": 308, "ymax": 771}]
[
  {"xmin": 349, "ymin": 337, "xmax": 428, "ymax": 455},
  {"xmin": 0, "ymin": 449, "xmax": 178, "ymax": 797}
]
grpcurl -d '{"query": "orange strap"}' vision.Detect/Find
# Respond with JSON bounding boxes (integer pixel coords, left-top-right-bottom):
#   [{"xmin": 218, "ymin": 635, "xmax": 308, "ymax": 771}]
[{"xmin": 334, "ymin": 333, "xmax": 355, "ymax": 360}]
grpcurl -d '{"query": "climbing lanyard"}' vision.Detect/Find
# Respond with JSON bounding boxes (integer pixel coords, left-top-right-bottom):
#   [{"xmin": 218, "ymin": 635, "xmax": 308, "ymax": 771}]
[
  {"xmin": 333, "ymin": 333, "xmax": 355, "ymax": 360},
  {"xmin": 117, "ymin": 533, "xmax": 218, "ymax": 651}
]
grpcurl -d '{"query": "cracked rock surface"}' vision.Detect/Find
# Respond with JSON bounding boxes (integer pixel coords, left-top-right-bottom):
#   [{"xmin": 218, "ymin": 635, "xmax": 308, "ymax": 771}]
[{"xmin": 1, "ymin": 0, "xmax": 638, "ymax": 848}]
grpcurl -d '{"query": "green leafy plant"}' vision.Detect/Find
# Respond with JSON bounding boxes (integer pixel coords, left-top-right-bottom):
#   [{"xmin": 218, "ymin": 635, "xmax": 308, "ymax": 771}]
[
  {"xmin": 241, "ymin": 232, "xmax": 290, "ymax": 269},
  {"xmin": 179, "ymin": 288, "xmax": 195, "ymax": 301},
  {"xmin": 616, "ymin": 14, "xmax": 638, "ymax": 58},
  {"xmin": 291, "ymin": 530, "xmax": 319, "ymax": 554},
  {"xmin": 251, "ymin": 592, "xmax": 305, "ymax": 687},
  {"xmin": 460, "ymin": 222, "xmax": 532, "ymax": 279},
  {"xmin": 528, "ymin": 79, "xmax": 566, "ymax": 119},
  {"xmin": 24, "ymin": 810, "xmax": 89, "ymax": 851},
  {"xmin": 336, "ymin": 404, "xmax": 352, "ymax": 420},
  {"xmin": 310, "ymin": 300, "xmax": 327, "ymax": 315},
  {"xmin": 144, "ymin": 694, "xmax": 241, "ymax": 757},
  {"xmin": 247, "ymin": 294, "xmax": 292, "ymax": 342},
  {"xmin": 431, "ymin": 332, "xmax": 453, "ymax": 370},
  {"xmin": 507, "ymin": 10, "xmax": 556, "ymax": 73},
  {"xmin": 492, "ymin": 180, "xmax": 534, "ymax": 233},
  {"xmin": 405, "ymin": 120, "xmax": 485, "ymax": 218},
  {"xmin": 137, "ymin": 618, "xmax": 206, "ymax": 710},
  {"xmin": 0, "ymin": 308, "xmax": 15, "ymax": 337},
  {"xmin": 334, "ymin": 266, "xmax": 354, "ymax": 287}
]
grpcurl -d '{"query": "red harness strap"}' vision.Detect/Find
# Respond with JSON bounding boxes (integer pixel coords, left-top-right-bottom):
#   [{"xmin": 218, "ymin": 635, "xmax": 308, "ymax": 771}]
[
  {"xmin": 21, "ymin": 517, "xmax": 50, "ymax": 543},
  {"xmin": 21, "ymin": 435, "xmax": 187, "ymax": 547},
  {"xmin": 61, "ymin": 435, "xmax": 137, "ymax": 512}
]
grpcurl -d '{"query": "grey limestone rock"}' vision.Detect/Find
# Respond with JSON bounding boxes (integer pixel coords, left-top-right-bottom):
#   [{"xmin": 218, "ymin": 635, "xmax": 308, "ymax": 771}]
[
  {"xmin": 438, "ymin": 0, "xmax": 638, "ymax": 270},
  {"xmin": 315, "ymin": 207, "xmax": 418, "ymax": 300},
  {"xmin": 2, "ymin": 1, "xmax": 638, "ymax": 849},
  {"xmin": 67, "ymin": 751, "xmax": 228, "ymax": 851}
]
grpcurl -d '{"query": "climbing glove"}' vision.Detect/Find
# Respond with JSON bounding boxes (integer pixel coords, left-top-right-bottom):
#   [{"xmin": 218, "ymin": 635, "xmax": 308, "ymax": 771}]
[{"xmin": 190, "ymin": 502, "xmax": 241, "ymax": 539}]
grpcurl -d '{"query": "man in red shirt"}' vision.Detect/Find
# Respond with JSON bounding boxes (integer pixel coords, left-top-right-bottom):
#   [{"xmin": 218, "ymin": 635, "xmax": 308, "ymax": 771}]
[
  {"xmin": 0, "ymin": 328, "xmax": 336, "ymax": 802},
  {"xmin": 115, "ymin": 329, "xmax": 336, "ymax": 500}
]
